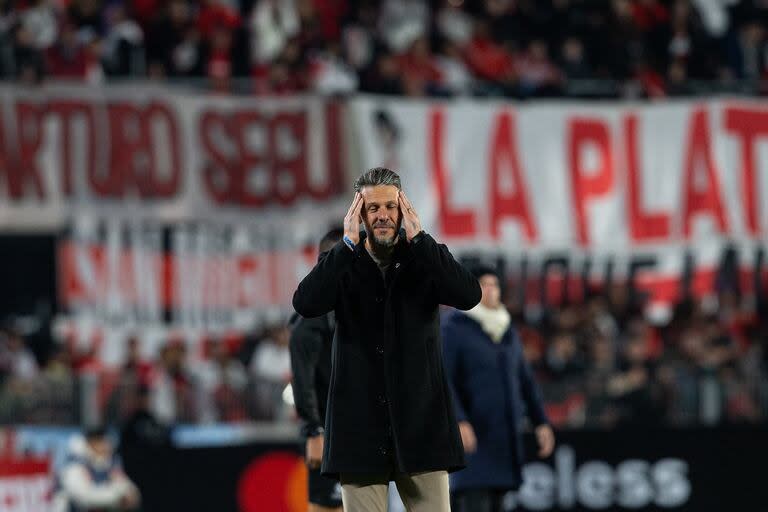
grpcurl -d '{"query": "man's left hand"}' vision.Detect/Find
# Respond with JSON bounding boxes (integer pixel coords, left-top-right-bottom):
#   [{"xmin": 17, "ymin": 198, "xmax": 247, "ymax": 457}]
[
  {"xmin": 399, "ymin": 190, "xmax": 423, "ymax": 242},
  {"xmin": 535, "ymin": 424, "xmax": 555, "ymax": 458}
]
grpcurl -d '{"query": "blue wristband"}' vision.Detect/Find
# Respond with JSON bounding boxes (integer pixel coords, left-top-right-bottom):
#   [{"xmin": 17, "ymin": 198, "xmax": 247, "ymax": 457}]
[{"xmin": 343, "ymin": 235, "xmax": 356, "ymax": 251}]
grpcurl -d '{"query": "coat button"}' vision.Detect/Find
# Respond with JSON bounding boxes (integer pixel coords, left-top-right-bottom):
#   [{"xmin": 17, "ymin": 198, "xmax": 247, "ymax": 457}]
[
  {"xmin": 376, "ymin": 296, "xmax": 383, "ymax": 303},
  {"xmin": 378, "ymin": 394, "xmax": 387, "ymax": 405},
  {"xmin": 376, "ymin": 346, "xmax": 384, "ymax": 355},
  {"xmin": 379, "ymin": 446, "xmax": 388, "ymax": 456},
  {"xmin": 395, "ymin": 262, "xmax": 400, "ymax": 269}
]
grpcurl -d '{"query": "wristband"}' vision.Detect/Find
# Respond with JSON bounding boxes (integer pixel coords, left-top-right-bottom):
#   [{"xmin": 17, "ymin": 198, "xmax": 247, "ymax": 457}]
[{"xmin": 343, "ymin": 235, "xmax": 356, "ymax": 251}]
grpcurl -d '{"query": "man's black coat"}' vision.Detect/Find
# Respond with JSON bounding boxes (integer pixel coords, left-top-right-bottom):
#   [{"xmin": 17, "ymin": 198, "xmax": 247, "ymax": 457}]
[{"xmin": 292, "ymin": 231, "xmax": 481, "ymax": 477}]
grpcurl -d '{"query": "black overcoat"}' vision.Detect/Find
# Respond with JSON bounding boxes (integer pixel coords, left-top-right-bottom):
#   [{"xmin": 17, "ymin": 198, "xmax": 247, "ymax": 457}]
[{"xmin": 292, "ymin": 231, "xmax": 481, "ymax": 477}]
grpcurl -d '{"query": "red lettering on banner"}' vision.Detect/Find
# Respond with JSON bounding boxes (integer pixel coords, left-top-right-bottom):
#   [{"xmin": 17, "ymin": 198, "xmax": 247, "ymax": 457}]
[
  {"xmin": 316, "ymin": 101, "xmax": 345, "ymax": 200},
  {"xmin": 681, "ymin": 108, "xmax": 728, "ymax": 238},
  {"xmin": 200, "ymin": 109, "xmax": 321, "ymax": 207},
  {"xmin": 724, "ymin": 106, "xmax": 768, "ymax": 236},
  {"xmin": 145, "ymin": 103, "xmax": 182, "ymax": 197},
  {"xmin": 428, "ymin": 108, "xmax": 476, "ymax": 237},
  {"xmin": 489, "ymin": 111, "xmax": 537, "ymax": 241},
  {"xmin": 568, "ymin": 118, "xmax": 614, "ymax": 245},
  {"xmin": 100, "ymin": 102, "xmax": 182, "ymax": 198},
  {"xmin": 270, "ymin": 112, "xmax": 307, "ymax": 205},
  {"xmin": 200, "ymin": 111, "xmax": 237, "ymax": 204},
  {"xmin": 15, "ymin": 102, "xmax": 46, "ymax": 199},
  {"xmin": 96, "ymin": 103, "xmax": 133, "ymax": 196},
  {"xmin": 624, "ymin": 115, "xmax": 671, "ymax": 241},
  {"xmin": 232, "ymin": 111, "xmax": 268, "ymax": 207},
  {"xmin": 47, "ymin": 100, "xmax": 97, "ymax": 197}
]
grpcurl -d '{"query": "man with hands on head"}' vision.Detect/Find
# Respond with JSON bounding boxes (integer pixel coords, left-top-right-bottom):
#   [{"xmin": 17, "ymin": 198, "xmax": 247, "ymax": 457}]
[
  {"xmin": 442, "ymin": 266, "xmax": 555, "ymax": 512},
  {"xmin": 293, "ymin": 167, "xmax": 482, "ymax": 512}
]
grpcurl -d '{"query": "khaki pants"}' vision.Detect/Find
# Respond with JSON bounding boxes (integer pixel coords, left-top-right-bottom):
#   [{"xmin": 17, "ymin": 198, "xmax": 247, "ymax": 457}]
[{"xmin": 340, "ymin": 471, "xmax": 450, "ymax": 512}]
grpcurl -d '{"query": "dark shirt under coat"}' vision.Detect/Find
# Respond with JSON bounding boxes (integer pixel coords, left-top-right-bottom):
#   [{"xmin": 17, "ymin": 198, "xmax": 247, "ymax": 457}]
[
  {"xmin": 292, "ymin": 230, "xmax": 481, "ymax": 477},
  {"xmin": 442, "ymin": 310, "xmax": 550, "ymax": 492}
]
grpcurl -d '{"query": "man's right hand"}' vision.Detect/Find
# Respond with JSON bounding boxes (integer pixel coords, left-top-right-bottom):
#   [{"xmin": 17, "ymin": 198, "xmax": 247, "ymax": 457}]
[
  {"xmin": 344, "ymin": 192, "xmax": 364, "ymax": 246},
  {"xmin": 306, "ymin": 435, "xmax": 324, "ymax": 469},
  {"xmin": 458, "ymin": 421, "xmax": 477, "ymax": 453}
]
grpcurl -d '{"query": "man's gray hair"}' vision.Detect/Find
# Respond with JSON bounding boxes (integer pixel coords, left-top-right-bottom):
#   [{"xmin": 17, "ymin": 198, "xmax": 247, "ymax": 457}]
[{"xmin": 353, "ymin": 167, "xmax": 402, "ymax": 192}]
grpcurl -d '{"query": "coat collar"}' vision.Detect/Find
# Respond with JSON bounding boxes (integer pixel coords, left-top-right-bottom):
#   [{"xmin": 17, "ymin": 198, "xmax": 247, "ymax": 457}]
[{"xmin": 354, "ymin": 229, "xmax": 415, "ymax": 267}]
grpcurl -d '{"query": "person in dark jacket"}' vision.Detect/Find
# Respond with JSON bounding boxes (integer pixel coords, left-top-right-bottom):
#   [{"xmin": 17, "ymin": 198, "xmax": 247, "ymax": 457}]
[
  {"xmin": 292, "ymin": 167, "xmax": 481, "ymax": 512},
  {"xmin": 443, "ymin": 266, "xmax": 555, "ymax": 512},
  {"xmin": 289, "ymin": 227, "xmax": 344, "ymax": 512}
]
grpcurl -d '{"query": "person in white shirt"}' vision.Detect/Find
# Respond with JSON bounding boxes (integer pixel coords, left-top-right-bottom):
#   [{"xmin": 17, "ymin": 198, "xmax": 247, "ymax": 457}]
[{"xmin": 53, "ymin": 426, "xmax": 140, "ymax": 512}]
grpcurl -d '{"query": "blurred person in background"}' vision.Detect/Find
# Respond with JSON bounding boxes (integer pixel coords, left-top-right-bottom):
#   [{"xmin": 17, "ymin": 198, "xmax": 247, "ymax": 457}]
[
  {"xmin": 289, "ymin": 227, "xmax": 344, "ymax": 512},
  {"xmin": 53, "ymin": 425, "xmax": 140, "ymax": 512},
  {"xmin": 607, "ymin": 323, "xmax": 665, "ymax": 426},
  {"xmin": 200, "ymin": 337, "xmax": 249, "ymax": 422},
  {"xmin": 0, "ymin": 327, "xmax": 39, "ymax": 382},
  {"xmin": 150, "ymin": 337, "xmax": 213, "ymax": 424},
  {"xmin": 443, "ymin": 266, "xmax": 554, "ymax": 512},
  {"xmin": 250, "ymin": 322, "xmax": 292, "ymax": 420}
]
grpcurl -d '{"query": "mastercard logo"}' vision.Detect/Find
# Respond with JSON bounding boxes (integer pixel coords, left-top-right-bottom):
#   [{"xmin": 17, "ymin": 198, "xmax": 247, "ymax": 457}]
[{"xmin": 237, "ymin": 452, "xmax": 308, "ymax": 512}]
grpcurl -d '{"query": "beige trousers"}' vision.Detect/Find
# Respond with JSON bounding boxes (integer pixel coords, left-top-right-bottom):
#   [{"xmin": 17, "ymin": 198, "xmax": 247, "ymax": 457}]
[{"xmin": 339, "ymin": 471, "xmax": 450, "ymax": 512}]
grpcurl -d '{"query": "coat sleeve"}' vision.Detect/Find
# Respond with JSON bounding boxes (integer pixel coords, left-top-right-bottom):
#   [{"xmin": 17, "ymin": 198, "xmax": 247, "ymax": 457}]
[
  {"xmin": 441, "ymin": 316, "xmax": 469, "ymax": 423},
  {"xmin": 515, "ymin": 330, "xmax": 550, "ymax": 427},
  {"xmin": 293, "ymin": 241, "xmax": 355, "ymax": 318},
  {"xmin": 289, "ymin": 314, "xmax": 327, "ymax": 433},
  {"xmin": 410, "ymin": 233, "xmax": 481, "ymax": 311}
]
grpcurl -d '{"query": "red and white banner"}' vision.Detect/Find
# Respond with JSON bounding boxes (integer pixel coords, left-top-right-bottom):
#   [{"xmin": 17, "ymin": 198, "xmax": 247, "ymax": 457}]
[
  {"xmin": 0, "ymin": 85, "xmax": 348, "ymax": 230},
  {"xmin": 350, "ymin": 97, "xmax": 768, "ymax": 247},
  {"xmin": 349, "ymin": 97, "xmax": 768, "ymax": 317},
  {"xmin": 0, "ymin": 461, "xmax": 50, "ymax": 512}
]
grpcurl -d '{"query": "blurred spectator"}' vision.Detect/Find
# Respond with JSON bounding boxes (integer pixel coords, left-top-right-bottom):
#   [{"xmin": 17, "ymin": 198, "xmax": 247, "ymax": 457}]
[
  {"xmin": 728, "ymin": 20, "xmax": 767, "ymax": 80},
  {"xmin": 101, "ymin": 4, "xmax": 144, "ymax": 77},
  {"xmin": 149, "ymin": 339, "xmax": 213, "ymax": 424},
  {"xmin": 560, "ymin": 37, "xmax": 591, "ymax": 81},
  {"xmin": 396, "ymin": 36, "xmax": 444, "ymax": 96},
  {"xmin": 0, "ymin": 0, "xmax": 763, "ymax": 96},
  {"xmin": 146, "ymin": 0, "xmax": 202, "ymax": 77},
  {"xmin": 0, "ymin": 328, "xmax": 39, "ymax": 381},
  {"xmin": 378, "ymin": 0, "xmax": 429, "ymax": 53},
  {"xmin": 52, "ymin": 425, "xmax": 140, "ymax": 512},
  {"xmin": 199, "ymin": 339, "xmax": 248, "ymax": 422},
  {"xmin": 249, "ymin": 324, "xmax": 291, "ymax": 420},
  {"xmin": 515, "ymin": 39, "xmax": 563, "ymax": 96}
]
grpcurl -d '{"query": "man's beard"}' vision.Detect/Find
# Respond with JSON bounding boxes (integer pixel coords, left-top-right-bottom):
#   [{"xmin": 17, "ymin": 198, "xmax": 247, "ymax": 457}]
[{"xmin": 367, "ymin": 221, "xmax": 398, "ymax": 249}]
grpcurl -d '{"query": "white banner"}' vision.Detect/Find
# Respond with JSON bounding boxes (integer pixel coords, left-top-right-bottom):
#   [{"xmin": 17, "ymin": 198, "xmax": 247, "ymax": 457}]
[
  {"xmin": 350, "ymin": 97, "xmax": 768, "ymax": 249},
  {"xmin": 349, "ymin": 97, "xmax": 768, "ymax": 316},
  {"xmin": 0, "ymin": 84, "xmax": 349, "ymax": 231}
]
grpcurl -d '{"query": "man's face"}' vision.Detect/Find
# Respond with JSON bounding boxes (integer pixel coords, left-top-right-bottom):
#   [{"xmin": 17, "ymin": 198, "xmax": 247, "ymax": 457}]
[
  {"xmin": 479, "ymin": 274, "xmax": 501, "ymax": 309},
  {"xmin": 87, "ymin": 437, "xmax": 112, "ymax": 460},
  {"xmin": 360, "ymin": 185, "xmax": 401, "ymax": 247}
]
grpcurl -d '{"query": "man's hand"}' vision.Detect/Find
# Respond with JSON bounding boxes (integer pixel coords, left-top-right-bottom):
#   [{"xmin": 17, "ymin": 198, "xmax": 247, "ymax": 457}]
[
  {"xmin": 344, "ymin": 192, "xmax": 364, "ymax": 245},
  {"xmin": 458, "ymin": 421, "xmax": 477, "ymax": 454},
  {"xmin": 398, "ymin": 190, "xmax": 423, "ymax": 242},
  {"xmin": 306, "ymin": 434, "xmax": 324, "ymax": 469},
  {"xmin": 535, "ymin": 424, "xmax": 555, "ymax": 458}
]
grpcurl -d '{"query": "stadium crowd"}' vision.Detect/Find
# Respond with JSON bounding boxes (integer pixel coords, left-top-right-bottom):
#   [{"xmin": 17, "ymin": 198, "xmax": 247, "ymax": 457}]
[
  {"xmin": 2, "ymin": 277, "xmax": 766, "ymax": 429},
  {"xmin": 0, "ymin": 0, "xmax": 766, "ymax": 97}
]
